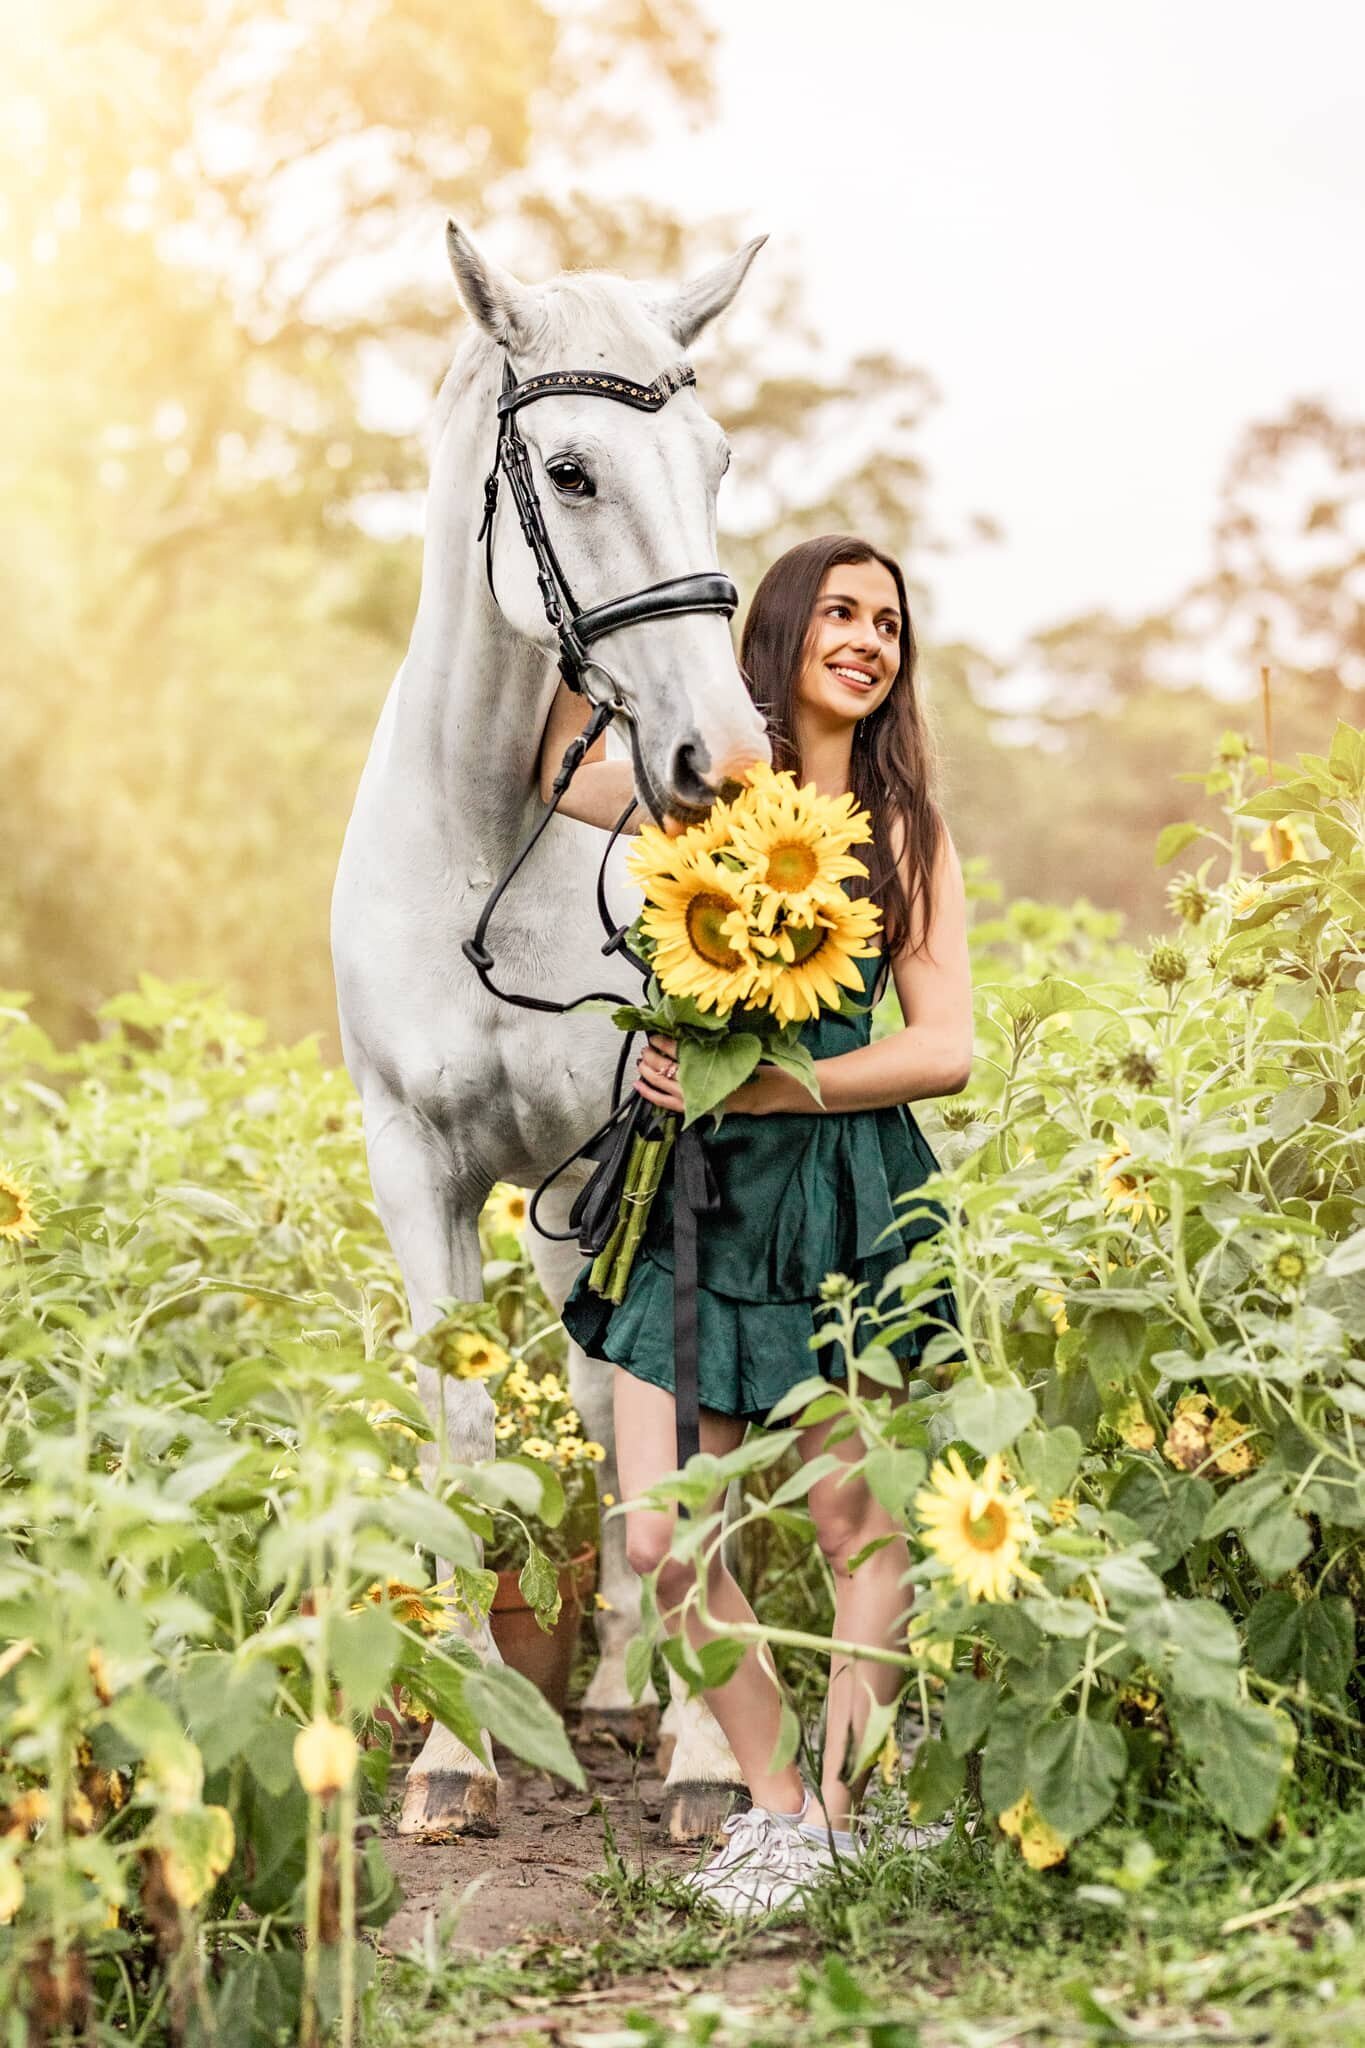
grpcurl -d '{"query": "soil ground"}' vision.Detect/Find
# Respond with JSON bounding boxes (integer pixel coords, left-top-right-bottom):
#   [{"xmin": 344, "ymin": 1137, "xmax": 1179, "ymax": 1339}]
[{"xmin": 380, "ymin": 1721, "xmax": 701, "ymax": 1957}]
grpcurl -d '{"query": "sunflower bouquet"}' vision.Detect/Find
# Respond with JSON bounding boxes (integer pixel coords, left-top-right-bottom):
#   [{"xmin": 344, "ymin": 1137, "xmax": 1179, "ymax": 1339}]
[{"xmin": 586, "ymin": 762, "xmax": 885, "ymax": 1302}]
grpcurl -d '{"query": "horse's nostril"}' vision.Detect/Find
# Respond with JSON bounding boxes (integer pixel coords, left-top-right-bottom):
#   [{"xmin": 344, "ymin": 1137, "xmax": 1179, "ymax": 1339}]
[{"xmin": 670, "ymin": 737, "xmax": 715, "ymax": 807}]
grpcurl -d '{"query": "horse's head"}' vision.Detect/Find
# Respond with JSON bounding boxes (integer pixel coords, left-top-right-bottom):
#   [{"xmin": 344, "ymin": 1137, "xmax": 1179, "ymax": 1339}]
[{"xmin": 444, "ymin": 221, "xmax": 772, "ymax": 827}]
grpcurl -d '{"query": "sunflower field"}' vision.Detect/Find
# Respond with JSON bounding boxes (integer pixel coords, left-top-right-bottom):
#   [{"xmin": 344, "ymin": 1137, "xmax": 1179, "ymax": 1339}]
[
  {"xmin": 3, "ymin": 715, "xmax": 1364, "ymax": 2041},
  {"xmin": 636, "ymin": 717, "xmax": 1365, "ymax": 1865},
  {"xmin": 0, "ymin": 988, "xmax": 582, "ymax": 2040}
]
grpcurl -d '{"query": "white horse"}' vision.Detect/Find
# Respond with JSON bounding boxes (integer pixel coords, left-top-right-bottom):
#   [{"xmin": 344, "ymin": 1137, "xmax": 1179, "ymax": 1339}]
[{"xmin": 331, "ymin": 220, "xmax": 771, "ymax": 1837}]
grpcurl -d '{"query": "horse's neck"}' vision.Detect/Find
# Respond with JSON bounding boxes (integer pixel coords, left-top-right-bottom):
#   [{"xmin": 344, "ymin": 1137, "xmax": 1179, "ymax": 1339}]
[{"xmin": 386, "ymin": 368, "xmax": 556, "ymax": 865}]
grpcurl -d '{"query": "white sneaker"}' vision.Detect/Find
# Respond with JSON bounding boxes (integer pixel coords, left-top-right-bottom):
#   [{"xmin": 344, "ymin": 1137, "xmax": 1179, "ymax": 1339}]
[
  {"xmin": 704, "ymin": 1824, "xmax": 852, "ymax": 1921},
  {"xmin": 679, "ymin": 1805, "xmax": 792, "ymax": 1899}
]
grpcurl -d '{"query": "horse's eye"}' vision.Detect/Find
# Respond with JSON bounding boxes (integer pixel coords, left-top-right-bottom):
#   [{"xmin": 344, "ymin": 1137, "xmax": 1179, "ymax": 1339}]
[{"xmin": 547, "ymin": 458, "xmax": 594, "ymax": 498}]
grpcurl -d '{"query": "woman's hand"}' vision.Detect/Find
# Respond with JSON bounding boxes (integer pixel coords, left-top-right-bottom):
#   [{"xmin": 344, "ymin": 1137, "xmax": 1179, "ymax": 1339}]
[{"xmin": 633, "ymin": 1031, "xmax": 686, "ymax": 1114}]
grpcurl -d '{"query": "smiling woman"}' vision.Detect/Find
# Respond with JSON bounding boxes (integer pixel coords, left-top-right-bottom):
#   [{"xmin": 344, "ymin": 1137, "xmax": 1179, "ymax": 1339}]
[{"xmin": 555, "ymin": 529, "xmax": 974, "ymax": 1919}]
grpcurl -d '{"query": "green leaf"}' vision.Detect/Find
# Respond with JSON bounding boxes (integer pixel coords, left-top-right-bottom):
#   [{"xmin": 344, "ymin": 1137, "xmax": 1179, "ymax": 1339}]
[
  {"xmin": 178, "ymin": 1655, "xmax": 277, "ymax": 1773},
  {"xmin": 769, "ymin": 1452, "xmax": 843, "ymax": 1506},
  {"xmin": 1107, "ymin": 1464, "xmax": 1213, "ymax": 1573},
  {"xmin": 1246, "ymin": 1592, "xmax": 1354, "ymax": 1702},
  {"xmin": 1161, "ymin": 1599, "xmax": 1241, "ymax": 1702},
  {"xmin": 850, "ymin": 1343, "xmax": 904, "ymax": 1389},
  {"xmin": 1243, "ymin": 1499, "xmax": 1312, "ymax": 1579},
  {"xmin": 694, "ymin": 1638, "xmax": 746, "ymax": 1692},
  {"xmin": 625, "ymin": 1634, "xmax": 655, "ymax": 1705},
  {"xmin": 331, "ymin": 1603, "xmax": 401, "ymax": 1716},
  {"xmin": 518, "ymin": 1544, "xmax": 562, "ymax": 1632},
  {"xmin": 768, "ymin": 1698, "xmax": 802, "ymax": 1775},
  {"xmin": 904, "ymin": 1734, "xmax": 964, "ymax": 1822},
  {"xmin": 980, "ymin": 1698, "xmax": 1034, "ymax": 1813},
  {"xmin": 1154, "ymin": 821, "xmax": 1205, "ymax": 867},
  {"xmin": 462, "ymin": 1665, "xmax": 585, "ymax": 1788},
  {"xmin": 950, "ymin": 1379, "xmax": 1037, "ymax": 1455},
  {"xmin": 861, "ymin": 1446, "xmax": 928, "ymax": 1515},
  {"xmin": 1027, "ymin": 1717, "xmax": 1126, "ymax": 1838},
  {"xmin": 1173, "ymin": 1696, "xmax": 1293, "ymax": 1837},
  {"xmin": 759, "ymin": 1036, "xmax": 823, "ymax": 1107},
  {"xmin": 852, "ymin": 1694, "xmax": 903, "ymax": 1779},
  {"xmin": 1016, "ymin": 1426, "xmax": 1083, "ymax": 1503},
  {"xmin": 677, "ymin": 1030, "xmax": 762, "ymax": 1127},
  {"xmin": 942, "ymin": 1672, "xmax": 998, "ymax": 1757}
]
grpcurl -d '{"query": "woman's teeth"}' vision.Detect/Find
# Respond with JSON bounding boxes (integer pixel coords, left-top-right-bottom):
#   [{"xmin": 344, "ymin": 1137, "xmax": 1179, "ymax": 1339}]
[{"xmin": 830, "ymin": 665, "xmax": 876, "ymax": 689}]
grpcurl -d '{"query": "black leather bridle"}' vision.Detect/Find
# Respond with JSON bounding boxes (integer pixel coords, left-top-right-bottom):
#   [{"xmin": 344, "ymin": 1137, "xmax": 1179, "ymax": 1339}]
[{"xmin": 459, "ymin": 350, "xmax": 738, "ymax": 1469}]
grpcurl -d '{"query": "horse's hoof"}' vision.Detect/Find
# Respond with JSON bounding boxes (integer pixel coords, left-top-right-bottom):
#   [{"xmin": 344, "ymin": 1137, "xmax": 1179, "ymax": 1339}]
[
  {"xmin": 577, "ymin": 1702, "xmax": 661, "ymax": 1752},
  {"xmin": 666, "ymin": 1780, "xmax": 747, "ymax": 1844},
  {"xmin": 398, "ymin": 1769, "xmax": 499, "ymax": 1839}
]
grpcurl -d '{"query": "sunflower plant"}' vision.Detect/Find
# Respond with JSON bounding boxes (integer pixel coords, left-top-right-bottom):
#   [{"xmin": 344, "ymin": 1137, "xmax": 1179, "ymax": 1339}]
[{"xmin": 587, "ymin": 762, "xmax": 885, "ymax": 1301}]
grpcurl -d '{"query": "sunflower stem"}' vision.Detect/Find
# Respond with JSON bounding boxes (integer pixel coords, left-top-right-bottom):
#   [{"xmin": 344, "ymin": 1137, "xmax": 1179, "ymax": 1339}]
[
  {"xmin": 588, "ymin": 1135, "xmax": 650, "ymax": 1294},
  {"xmin": 606, "ymin": 1118, "xmax": 677, "ymax": 1302}
]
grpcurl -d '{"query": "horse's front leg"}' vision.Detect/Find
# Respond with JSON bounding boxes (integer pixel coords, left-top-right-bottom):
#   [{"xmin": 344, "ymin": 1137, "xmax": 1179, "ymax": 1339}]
[
  {"xmin": 524, "ymin": 1187, "xmax": 658, "ymax": 1749},
  {"xmin": 359, "ymin": 1095, "xmax": 501, "ymax": 1836}
]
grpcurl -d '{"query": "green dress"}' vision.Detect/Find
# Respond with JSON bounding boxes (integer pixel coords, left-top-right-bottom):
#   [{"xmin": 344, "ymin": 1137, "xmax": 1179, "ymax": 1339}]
[{"xmin": 559, "ymin": 950, "xmax": 963, "ymax": 1424}]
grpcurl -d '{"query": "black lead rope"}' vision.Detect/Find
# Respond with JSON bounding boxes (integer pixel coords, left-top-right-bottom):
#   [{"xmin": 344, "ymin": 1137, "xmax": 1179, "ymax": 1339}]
[{"xmin": 460, "ymin": 709, "xmax": 712, "ymax": 1481}]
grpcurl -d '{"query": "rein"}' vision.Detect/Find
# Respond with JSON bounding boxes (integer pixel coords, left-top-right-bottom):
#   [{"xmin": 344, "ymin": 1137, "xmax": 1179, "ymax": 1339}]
[{"xmin": 461, "ymin": 347, "xmax": 739, "ymax": 1472}]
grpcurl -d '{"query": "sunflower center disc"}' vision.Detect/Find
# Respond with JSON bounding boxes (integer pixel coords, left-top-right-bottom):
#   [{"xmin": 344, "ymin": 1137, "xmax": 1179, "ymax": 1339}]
[
  {"xmin": 0, "ymin": 1193, "xmax": 18, "ymax": 1227},
  {"xmin": 783, "ymin": 921, "xmax": 828, "ymax": 965},
  {"xmin": 967, "ymin": 1502, "xmax": 1009, "ymax": 1551},
  {"xmin": 685, "ymin": 891, "xmax": 745, "ymax": 969},
  {"xmin": 766, "ymin": 841, "xmax": 819, "ymax": 891}
]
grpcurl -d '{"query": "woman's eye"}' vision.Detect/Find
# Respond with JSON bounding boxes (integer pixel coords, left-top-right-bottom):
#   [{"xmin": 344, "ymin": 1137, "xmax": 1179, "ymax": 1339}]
[{"xmin": 547, "ymin": 458, "xmax": 594, "ymax": 497}]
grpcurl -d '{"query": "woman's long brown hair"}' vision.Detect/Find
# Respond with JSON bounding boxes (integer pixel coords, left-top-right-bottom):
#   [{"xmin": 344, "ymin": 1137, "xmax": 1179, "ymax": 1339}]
[{"xmin": 738, "ymin": 533, "xmax": 947, "ymax": 968}]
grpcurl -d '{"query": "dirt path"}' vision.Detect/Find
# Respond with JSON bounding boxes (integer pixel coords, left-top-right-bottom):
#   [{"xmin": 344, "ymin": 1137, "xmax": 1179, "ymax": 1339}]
[{"xmin": 379, "ymin": 1719, "xmax": 713, "ymax": 1957}]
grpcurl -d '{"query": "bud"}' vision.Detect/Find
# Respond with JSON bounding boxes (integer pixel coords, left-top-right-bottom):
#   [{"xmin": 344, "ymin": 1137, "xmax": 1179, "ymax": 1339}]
[
  {"xmin": 1167, "ymin": 876, "xmax": 1213, "ymax": 925},
  {"xmin": 817, "ymin": 1273, "xmax": 857, "ymax": 1305},
  {"xmin": 1146, "ymin": 943, "xmax": 1188, "ymax": 989},
  {"xmin": 293, "ymin": 1718, "xmax": 358, "ymax": 1802},
  {"xmin": 939, "ymin": 1100, "xmax": 977, "ymax": 1131},
  {"xmin": 1217, "ymin": 730, "xmax": 1248, "ymax": 762},
  {"xmin": 1226, "ymin": 958, "xmax": 1268, "ymax": 992},
  {"xmin": 1118, "ymin": 1046, "xmax": 1160, "ymax": 1091}
]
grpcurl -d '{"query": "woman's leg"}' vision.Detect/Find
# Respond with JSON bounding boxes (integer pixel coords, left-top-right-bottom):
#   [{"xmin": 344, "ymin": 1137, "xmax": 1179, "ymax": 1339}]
[
  {"xmin": 614, "ymin": 1366, "xmax": 806, "ymax": 1817},
  {"xmin": 800, "ymin": 1409, "xmax": 914, "ymax": 1830}
]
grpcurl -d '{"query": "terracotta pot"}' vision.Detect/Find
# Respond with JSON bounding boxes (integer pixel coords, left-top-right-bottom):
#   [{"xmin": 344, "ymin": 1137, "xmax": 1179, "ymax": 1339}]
[{"xmin": 488, "ymin": 1544, "xmax": 597, "ymax": 1713}]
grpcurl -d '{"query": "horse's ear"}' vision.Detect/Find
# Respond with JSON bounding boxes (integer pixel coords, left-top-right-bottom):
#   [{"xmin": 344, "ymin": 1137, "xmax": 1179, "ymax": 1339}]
[
  {"xmin": 649, "ymin": 235, "xmax": 768, "ymax": 348},
  {"xmin": 446, "ymin": 220, "xmax": 539, "ymax": 349}
]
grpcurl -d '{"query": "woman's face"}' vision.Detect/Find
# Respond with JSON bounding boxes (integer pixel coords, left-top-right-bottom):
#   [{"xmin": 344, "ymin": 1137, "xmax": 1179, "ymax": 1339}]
[{"xmin": 793, "ymin": 558, "xmax": 902, "ymax": 733}]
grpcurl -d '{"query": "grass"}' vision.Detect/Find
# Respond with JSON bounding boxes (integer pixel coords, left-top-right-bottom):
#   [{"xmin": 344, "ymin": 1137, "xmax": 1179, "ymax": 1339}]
[{"xmin": 368, "ymin": 1781, "xmax": 1365, "ymax": 2046}]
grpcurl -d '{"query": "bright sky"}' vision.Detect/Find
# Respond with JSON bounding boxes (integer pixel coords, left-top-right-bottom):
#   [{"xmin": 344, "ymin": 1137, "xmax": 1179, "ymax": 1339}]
[{"xmin": 605, "ymin": 0, "xmax": 1365, "ymax": 658}]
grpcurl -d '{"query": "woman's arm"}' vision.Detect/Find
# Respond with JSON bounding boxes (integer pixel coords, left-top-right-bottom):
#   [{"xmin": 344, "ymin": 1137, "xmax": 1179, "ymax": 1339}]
[{"xmin": 537, "ymin": 672, "xmax": 642, "ymax": 830}]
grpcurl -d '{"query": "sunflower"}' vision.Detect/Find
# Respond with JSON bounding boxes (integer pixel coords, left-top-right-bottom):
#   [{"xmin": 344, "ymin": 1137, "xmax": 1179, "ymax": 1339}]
[
  {"xmin": 913, "ymin": 1448, "xmax": 1039, "ymax": 1603},
  {"xmin": 628, "ymin": 798, "xmax": 737, "ymax": 880},
  {"xmin": 750, "ymin": 889, "xmax": 883, "ymax": 1027},
  {"xmin": 484, "ymin": 1183, "xmax": 528, "ymax": 1240},
  {"xmin": 999, "ymin": 1792, "xmax": 1068, "ymax": 1871},
  {"xmin": 632, "ymin": 842, "xmax": 764, "ymax": 1013},
  {"xmin": 1038, "ymin": 1288, "xmax": 1069, "ymax": 1335},
  {"xmin": 725, "ymin": 768, "xmax": 874, "ymax": 930},
  {"xmin": 1096, "ymin": 1136, "xmax": 1159, "ymax": 1225},
  {"xmin": 1251, "ymin": 820, "xmax": 1307, "ymax": 870},
  {"xmin": 0, "ymin": 1166, "xmax": 38, "ymax": 1244},
  {"xmin": 441, "ymin": 1330, "xmax": 510, "ymax": 1379}
]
